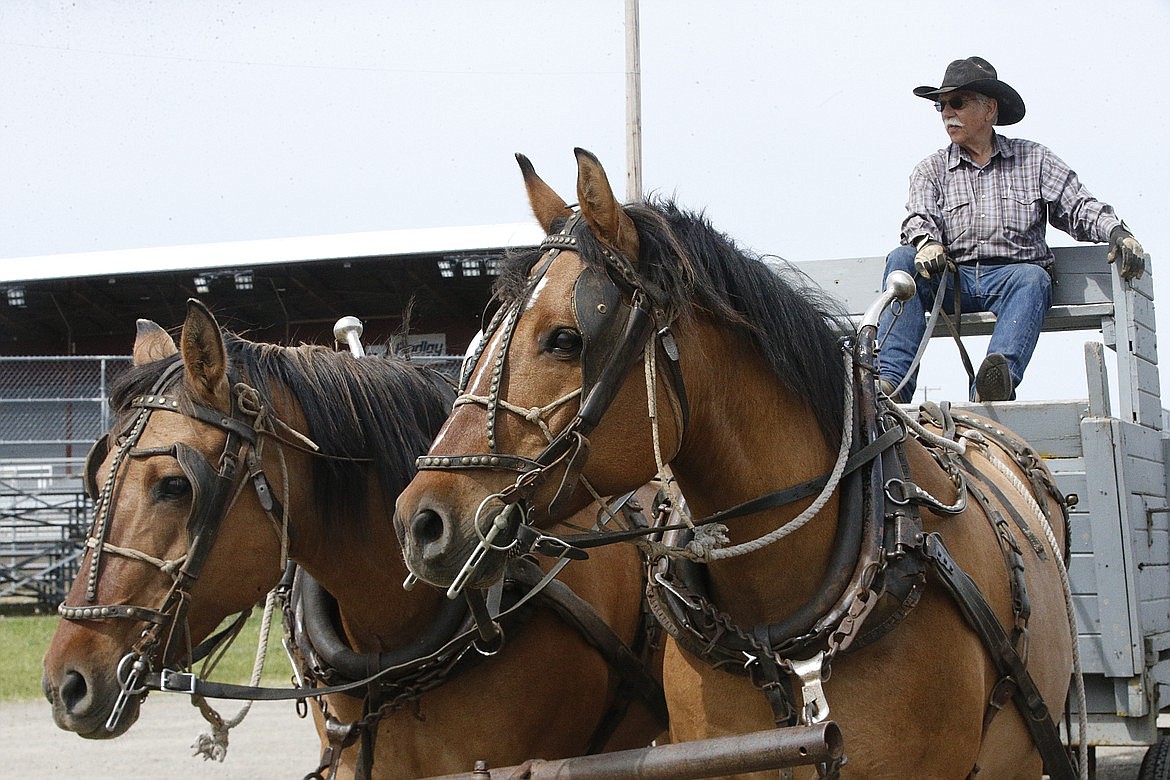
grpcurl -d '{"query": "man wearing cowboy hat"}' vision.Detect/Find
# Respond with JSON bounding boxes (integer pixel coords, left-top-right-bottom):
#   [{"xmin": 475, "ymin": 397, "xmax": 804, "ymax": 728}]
[{"xmin": 876, "ymin": 56, "xmax": 1148, "ymax": 403}]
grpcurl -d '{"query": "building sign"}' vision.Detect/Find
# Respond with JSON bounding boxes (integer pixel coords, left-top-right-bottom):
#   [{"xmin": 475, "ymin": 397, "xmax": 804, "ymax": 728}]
[{"xmin": 389, "ymin": 333, "xmax": 447, "ymax": 358}]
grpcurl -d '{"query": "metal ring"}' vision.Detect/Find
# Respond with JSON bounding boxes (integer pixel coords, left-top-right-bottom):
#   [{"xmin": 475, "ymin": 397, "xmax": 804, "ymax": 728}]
[
  {"xmin": 884, "ymin": 478, "xmax": 911, "ymax": 506},
  {"xmin": 473, "ymin": 624, "xmax": 506, "ymax": 657},
  {"xmin": 114, "ymin": 652, "xmax": 150, "ymax": 696},
  {"xmin": 472, "ymin": 494, "xmax": 522, "ymax": 553}
]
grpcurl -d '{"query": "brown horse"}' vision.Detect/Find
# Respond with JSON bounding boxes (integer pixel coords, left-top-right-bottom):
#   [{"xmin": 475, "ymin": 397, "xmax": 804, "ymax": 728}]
[
  {"xmin": 41, "ymin": 299, "xmax": 665, "ymax": 778},
  {"xmin": 394, "ymin": 149, "xmax": 1077, "ymax": 778}
]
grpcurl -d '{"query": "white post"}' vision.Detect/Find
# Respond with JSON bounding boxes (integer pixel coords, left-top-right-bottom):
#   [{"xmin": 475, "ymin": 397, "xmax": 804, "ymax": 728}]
[{"xmin": 625, "ymin": 0, "xmax": 642, "ymax": 203}]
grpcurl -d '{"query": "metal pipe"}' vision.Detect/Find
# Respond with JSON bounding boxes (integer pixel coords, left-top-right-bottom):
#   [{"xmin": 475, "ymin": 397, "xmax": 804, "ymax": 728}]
[
  {"xmin": 332, "ymin": 316, "xmax": 366, "ymax": 357},
  {"xmin": 419, "ymin": 723, "xmax": 844, "ymax": 780}
]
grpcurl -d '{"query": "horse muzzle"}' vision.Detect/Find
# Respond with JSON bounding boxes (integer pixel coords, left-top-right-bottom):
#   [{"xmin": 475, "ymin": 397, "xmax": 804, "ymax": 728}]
[
  {"xmin": 42, "ymin": 662, "xmax": 142, "ymax": 739},
  {"xmin": 395, "ymin": 498, "xmax": 523, "ymax": 595}
]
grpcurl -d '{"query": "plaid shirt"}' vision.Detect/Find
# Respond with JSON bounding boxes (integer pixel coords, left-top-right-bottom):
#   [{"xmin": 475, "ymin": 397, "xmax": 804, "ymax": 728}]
[{"xmin": 901, "ymin": 134, "xmax": 1122, "ymax": 269}]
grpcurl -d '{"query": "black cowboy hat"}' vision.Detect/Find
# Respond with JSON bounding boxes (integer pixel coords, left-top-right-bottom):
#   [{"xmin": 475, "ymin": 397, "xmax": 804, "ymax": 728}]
[{"xmin": 913, "ymin": 56, "xmax": 1025, "ymax": 126}]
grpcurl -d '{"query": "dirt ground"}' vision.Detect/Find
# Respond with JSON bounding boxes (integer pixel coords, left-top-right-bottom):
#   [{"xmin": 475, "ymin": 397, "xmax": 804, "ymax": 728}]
[
  {"xmin": 1, "ymin": 694, "xmax": 319, "ymax": 778},
  {"xmin": 0, "ymin": 694, "xmax": 1152, "ymax": 778}
]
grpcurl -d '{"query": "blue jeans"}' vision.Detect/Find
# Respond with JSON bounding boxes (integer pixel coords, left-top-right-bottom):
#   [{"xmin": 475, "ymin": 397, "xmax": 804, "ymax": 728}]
[{"xmin": 875, "ymin": 245, "xmax": 1052, "ymax": 401}]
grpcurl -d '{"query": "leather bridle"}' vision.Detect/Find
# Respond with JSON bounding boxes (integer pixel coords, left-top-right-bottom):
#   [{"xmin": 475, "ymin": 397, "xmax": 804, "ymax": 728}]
[
  {"xmin": 414, "ymin": 213, "xmax": 688, "ymax": 595},
  {"xmin": 61, "ymin": 359, "xmax": 288, "ymax": 731}
]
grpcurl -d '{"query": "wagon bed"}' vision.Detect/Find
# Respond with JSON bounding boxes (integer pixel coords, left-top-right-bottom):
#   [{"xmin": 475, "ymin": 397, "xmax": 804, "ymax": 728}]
[{"xmin": 799, "ymin": 245, "xmax": 1170, "ymax": 755}]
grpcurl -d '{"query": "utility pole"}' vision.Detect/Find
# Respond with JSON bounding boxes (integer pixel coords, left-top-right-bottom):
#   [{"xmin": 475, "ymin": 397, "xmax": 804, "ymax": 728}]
[{"xmin": 625, "ymin": 0, "xmax": 642, "ymax": 202}]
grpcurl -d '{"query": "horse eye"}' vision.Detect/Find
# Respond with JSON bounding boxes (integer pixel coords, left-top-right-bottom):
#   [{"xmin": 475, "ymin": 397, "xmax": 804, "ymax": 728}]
[
  {"xmin": 155, "ymin": 475, "xmax": 191, "ymax": 501},
  {"xmin": 548, "ymin": 328, "xmax": 583, "ymax": 357}
]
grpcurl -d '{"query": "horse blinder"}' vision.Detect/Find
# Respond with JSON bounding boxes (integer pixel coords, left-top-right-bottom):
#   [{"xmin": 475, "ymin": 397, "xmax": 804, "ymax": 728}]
[
  {"xmin": 517, "ymin": 265, "xmax": 651, "ymax": 517},
  {"xmin": 572, "ymin": 264, "xmax": 628, "ymax": 403},
  {"xmin": 173, "ymin": 440, "xmax": 240, "ymax": 550},
  {"xmin": 571, "ymin": 266, "xmax": 655, "ymax": 434},
  {"xmin": 83, "ymin": 435, "xmax": 110, "ymax": 500}
]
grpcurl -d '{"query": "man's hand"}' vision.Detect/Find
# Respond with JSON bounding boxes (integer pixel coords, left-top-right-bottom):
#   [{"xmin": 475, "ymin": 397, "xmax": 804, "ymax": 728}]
[
  {"xmin": 1108, "ymin": 226, "xmax": 1147, "ymax": 281},
  {"xmin": 914, "ymin": 240, "xmax": 949, "ymax": 279}
]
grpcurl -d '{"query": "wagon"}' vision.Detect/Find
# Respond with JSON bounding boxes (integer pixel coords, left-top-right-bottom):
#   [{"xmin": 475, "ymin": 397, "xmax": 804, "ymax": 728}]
[{"xmin": 801, "ymin": 244, "xmax": 1170, "ymax": 774}]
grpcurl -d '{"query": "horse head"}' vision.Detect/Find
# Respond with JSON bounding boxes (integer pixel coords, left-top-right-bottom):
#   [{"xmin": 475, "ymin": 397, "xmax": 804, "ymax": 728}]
[
  {"xmin": 395, "ymin": 149, "xmax": 686, "ymax": 592},
  {"xmin": 42, "ymin": 300, "xmax": 294, "ymax": 737}
]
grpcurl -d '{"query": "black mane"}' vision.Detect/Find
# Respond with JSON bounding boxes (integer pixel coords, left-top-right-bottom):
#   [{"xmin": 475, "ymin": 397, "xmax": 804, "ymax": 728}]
[
  {"xmin": 109, "ymin": 339, "xmax": 453, "ymax": 531},
  {"xmin": 496, "ymin": 198, "xmax": 848, "ymax": 445}
]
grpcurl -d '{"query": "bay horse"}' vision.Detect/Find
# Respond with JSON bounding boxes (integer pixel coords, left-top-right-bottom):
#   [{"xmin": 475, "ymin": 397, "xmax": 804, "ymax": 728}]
[
  {"xmin": 41, "ymin": 299, "xmax": 665, "ymax": 778},
  {"xmin": 394, "ymin": 149, "xmax": 1077, "ymax": 778}
]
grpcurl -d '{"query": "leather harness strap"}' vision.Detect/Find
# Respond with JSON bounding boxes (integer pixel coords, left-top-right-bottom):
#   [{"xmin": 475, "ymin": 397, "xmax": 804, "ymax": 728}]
[
  {"xmin": 556, "ymin": 424, "xmax": 905, "ymax": 551},
  {"xmin": 922, "ymin": 533, "xmax": 1077, "ymax": 780},
  {"xmin": 145, "ymin": 554, "xmax": 668, "ymax": 776},
  {"xmin": 961, "ymin": 454, "xmax": 1049, "ymax": 561}
]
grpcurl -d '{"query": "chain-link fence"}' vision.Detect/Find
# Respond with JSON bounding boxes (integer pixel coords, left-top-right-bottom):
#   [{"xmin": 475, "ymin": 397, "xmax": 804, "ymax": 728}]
[
  {"xmin": 0, "ymin": 357, "xmax": 128, "ymax": 608},
  {"xmin": 0, "ymin": 355, "xmax": 133, "ymax": 462},
  {"xmin": 0, "ymin": 357, "xmax": 130, "ymax": 608}
]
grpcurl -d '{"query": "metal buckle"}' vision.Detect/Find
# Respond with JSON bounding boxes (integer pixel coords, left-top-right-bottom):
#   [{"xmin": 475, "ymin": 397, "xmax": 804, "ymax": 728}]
[{"xmin": 159, "ymin": 669, "xmax": 198, "ymax": 694}]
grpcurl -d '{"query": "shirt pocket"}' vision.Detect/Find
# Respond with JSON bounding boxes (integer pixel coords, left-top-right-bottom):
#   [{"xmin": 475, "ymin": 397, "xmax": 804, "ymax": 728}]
[
  {"xmin": 940, "ymin": 191, "xmax": 971, "ymax": 243},
  {"xmin": 1000, "ymin": 183, "xmax": 1042, "ymax": 237},
  {"xmin": 1002, "ymin": 182, "xmax": 1041, "ymax": 207}
]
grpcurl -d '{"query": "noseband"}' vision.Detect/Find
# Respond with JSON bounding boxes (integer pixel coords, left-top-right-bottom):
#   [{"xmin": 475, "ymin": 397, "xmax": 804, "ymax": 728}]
[
  {"xmin": 61, "ymin": 359, "xmax": 287, "ymax": 730},
  {"xmin": 416, "ymin": 213, "xmax": 687, "ymax": 594}
]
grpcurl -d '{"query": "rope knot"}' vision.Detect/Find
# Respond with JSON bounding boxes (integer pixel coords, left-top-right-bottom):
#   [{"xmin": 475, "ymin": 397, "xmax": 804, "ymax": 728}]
[
  {"xmin": 233, "ymin": 383, "xmax": 265, "ymax": 421},
  {"xmin": 686, "ymin": 523, "xmax": 729, "ymax": 560},
  {"xmin": 192, "ymin": 696, "xmax": 230, "ymax": 761},
  {"xmin": 192, "ymin": 725, "xmax": 230, "ymax": 762},
  {"xmin": 160, "ymin": 554, "xmax": 188, "ymax": 577}
]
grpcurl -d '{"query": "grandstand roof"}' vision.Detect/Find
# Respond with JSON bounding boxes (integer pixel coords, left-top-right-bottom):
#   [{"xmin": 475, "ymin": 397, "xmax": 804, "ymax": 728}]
[
  {"xmin": 0, "ymin": 223, "xmax": 546, "ymax": 356},
  {"xmin": 0, "ymin": 223, "xmax": 545, "ymax": 283}
]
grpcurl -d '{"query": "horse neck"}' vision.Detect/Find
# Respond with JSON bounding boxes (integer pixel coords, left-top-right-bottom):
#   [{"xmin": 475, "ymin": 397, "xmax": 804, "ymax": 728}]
[
  {"xmin": 669, "ymin": 320, "xmax": 843, "ymax": 624},
  {"xmin": 294, "ymin": 498, "xmax": 440, "ymax": 655},
  {"xmin": 266, "ymin": 395, "xmax": 444, "ymax": 655}
]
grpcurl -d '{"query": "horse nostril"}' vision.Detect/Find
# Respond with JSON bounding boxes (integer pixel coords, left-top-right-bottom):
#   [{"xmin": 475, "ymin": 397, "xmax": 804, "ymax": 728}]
[
  {"xmin": 411, "ymin": 509, "xmax": 444, "ymax": 546},
  {"xmin": 60, "ymin": 670, "xmax": 90, "ymax": 714}
]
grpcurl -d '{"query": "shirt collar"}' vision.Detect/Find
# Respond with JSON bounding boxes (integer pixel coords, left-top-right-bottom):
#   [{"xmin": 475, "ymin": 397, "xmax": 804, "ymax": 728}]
[{"xmin": 947, "ymin": 131, "xmax": 1011, "ymax": 170}]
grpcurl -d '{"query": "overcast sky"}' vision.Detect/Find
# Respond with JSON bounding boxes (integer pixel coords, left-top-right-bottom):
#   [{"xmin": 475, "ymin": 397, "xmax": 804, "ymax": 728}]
[{"xmin": 2, "ymin": 0, "xmax": 1168, "ymax": 404}]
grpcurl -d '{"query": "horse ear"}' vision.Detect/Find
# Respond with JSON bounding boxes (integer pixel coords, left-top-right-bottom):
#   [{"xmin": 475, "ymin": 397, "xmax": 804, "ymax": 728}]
[
  {"xmin": 180, "ymin": 298, "xmax": 230, "ymax": 407},
  {"xmin": 574, "ymin": 148, "xmax": 639, "ymax": 261},
  {"xmin": 516, "ymin": 153, "xmax": 572, "ymax": 233},
  {"xmin": 132, "ymin": 319, "xmax": 177, "ymax": 366}
]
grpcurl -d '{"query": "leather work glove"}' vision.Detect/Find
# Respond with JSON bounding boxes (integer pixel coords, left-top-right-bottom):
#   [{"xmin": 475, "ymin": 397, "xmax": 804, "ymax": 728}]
[
  {"xmin": 1108, "ymin": 226, "xmax": 1147, "ymax": 281},
  {"xmin": 914, "ymin": 240, "xmax": 949, "ymax": 279}
]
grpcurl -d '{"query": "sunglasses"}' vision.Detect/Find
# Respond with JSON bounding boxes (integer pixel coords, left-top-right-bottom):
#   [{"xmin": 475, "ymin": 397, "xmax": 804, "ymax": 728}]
[{"xmin": 934, "ymin": 95, "xmax": 973, "ymax": 112}]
